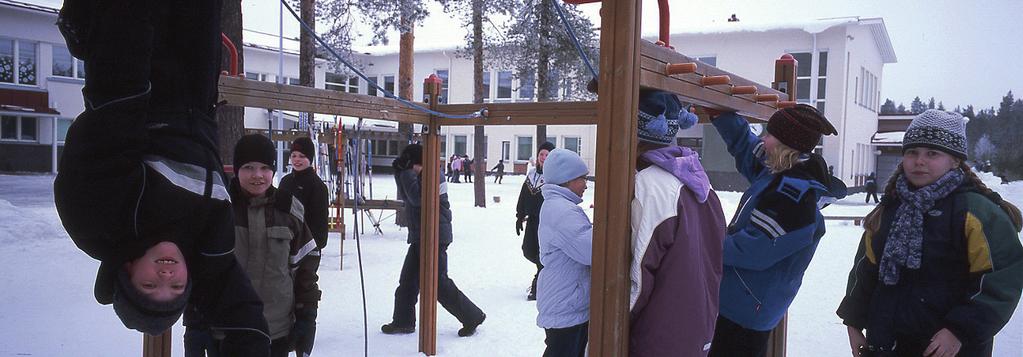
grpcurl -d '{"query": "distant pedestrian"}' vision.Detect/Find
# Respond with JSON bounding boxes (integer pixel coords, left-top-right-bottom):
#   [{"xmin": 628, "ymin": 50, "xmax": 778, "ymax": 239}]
[
  {"xmin": 864, "ymin": 172, "xmax": 879, "ymax": 204},
  {"xmin": 536, "ymin": 148, "xmax": 592, "ymax": 357},
  {"xmin": 463, "ymin": 155, "xmax": 473, "ymax": 183},
  {"xmin": 450, "ymin": 155, "xmax": 462, "ymax": 183},
  {"xmin": 491, "ymin": 160, "xmax": 505, "ymax": 184}
]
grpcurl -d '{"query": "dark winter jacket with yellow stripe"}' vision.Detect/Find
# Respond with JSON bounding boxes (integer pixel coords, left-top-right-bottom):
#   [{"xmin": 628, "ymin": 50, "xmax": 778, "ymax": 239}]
[
  {"xmin": 837, "ymin": 183, "xmax": 1023, "ymax": 352},
  {"xmin": 229, "ymin": 182, "xmax": 322, "ymax": 340}
]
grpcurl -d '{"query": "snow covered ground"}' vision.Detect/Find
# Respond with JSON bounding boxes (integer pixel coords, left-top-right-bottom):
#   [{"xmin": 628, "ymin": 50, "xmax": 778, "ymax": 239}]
[{"xmin": 0, "ymin": 171, "xmax": 1020, "ymax": 356}]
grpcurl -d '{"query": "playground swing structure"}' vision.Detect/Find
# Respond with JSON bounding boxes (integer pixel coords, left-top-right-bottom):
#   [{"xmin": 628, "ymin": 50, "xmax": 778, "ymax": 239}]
[{"xmin": 140, "ymin": 0, "xmax": 804, "ymax": 355}]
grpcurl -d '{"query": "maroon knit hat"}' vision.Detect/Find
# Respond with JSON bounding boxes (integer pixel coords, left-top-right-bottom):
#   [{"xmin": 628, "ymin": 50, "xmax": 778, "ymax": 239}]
[{"xmin": 765, "ymin": 104, "xmax": 837, "ymax": 153}]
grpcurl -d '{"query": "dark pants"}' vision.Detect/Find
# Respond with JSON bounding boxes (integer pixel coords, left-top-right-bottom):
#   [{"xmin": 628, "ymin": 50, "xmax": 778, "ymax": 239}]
[
  {"xmin": 708, "ymin": 316, "xmax": 771, "ymax": 357},
  {"xmin": 543, "ymin": 322, "xmax": 588, "ymax": 357},
  {"xmin": 269, "ymin": 337, "xmax": 290, "ymax": 357},
  {"xmin": 451, "ymin": 169, "xmax": 461, "ymax": 183},
  {"xmin": 862, "ymin": 334, "xmax": 993, "ymax": 357},
  {"xmin": 494, "ymin": 173, "xmax": 503, "ymax": 184},
  {"xmin": 464, "ymin": 169, "xmax": 472, "ymax": 182},
  {"xmin": 522, "ymin": 216, "xmax": 544, "ymax": 290},
  {"xmin": 391, "ymin": 242, "xmax": 485, "ymax": 327},
  {"xmin": 866, "ymin": 191, "xmax": 879, "ymax": 203},
  {"xmin": 185, "ymin": 327, "xmax": 220, "ymax": 357}
]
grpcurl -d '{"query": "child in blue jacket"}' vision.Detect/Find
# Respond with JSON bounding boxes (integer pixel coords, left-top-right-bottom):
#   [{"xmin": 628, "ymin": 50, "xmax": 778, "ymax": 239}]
[{"xmin": 706, "ymin": 105, "xmax": 844, "ymax": 357}]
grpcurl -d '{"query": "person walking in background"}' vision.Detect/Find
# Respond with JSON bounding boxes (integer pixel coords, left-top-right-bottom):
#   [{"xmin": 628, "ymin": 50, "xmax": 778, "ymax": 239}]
[
  {"xmin": 535, "ymin": 148, "xmax": 592, "ymax": 357},
  {"xmin": 705, "ymin": 104, "xmax": 846, "ymax": 357},
  {"xmin": 837, "ymin": 110, "xmax": 1023, "ymax": 357},
  {"xmin": 190, "ymin": 134, "xmax": 321, "ymax": 357},
  {"xmin": 450, "ymin": 155, "xmax": 462, "ymax": 183},
  {"xmin": 381, "ymin": 144, "xmax": 487, "ymax": 337},
  {"xmin": 864, "ymin": 172, "xmax": 879, "ymax": 204},
  {"xmin": 628, "ymin": 91, "xmax": 726, "ymax": 357},
  {"xmin": 463, "ymin": 155, "xmax": 474, "ymax": 183},
  {"xmin": 491, "ymin": 159, "xmax": 506, "ymax": 184},
  {"xmin": 516, "ymin": 141, "xmax": 556, "ymax": 301},
  {"xmin": 280, "ymin": 137, "xmax": 329, "ymax": 250}
]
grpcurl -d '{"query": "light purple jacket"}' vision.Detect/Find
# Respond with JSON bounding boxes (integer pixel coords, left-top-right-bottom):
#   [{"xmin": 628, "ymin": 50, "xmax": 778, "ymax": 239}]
[{"xmin": 629, "ymin": 146, "xmax": 726, "ymax": 357}]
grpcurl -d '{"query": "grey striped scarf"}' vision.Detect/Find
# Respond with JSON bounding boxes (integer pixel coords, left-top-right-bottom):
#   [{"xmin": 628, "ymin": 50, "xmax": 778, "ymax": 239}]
[{"xmin": 880, "ymin": 169, "xmax": 964, "ymax": 285}]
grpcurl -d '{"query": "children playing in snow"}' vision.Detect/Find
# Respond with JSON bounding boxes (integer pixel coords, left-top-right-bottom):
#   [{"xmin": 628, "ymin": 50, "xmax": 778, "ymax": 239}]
[
  {"xmin": 280, "ymin": 137, "xmax": 330, "ymax": 250},
  {"xmin": 185, "ymin": 134, "xmax": 323, "ymax": 357},
  {"xmin": 535, "ymin": 148, "xmax": 593, "ymax": 357},
  {"xmin": 628, "ymin": 90, "xmax": 727, "ymax": 357},
  {"xmin": 517, "ymin": 141, "xmax": 556, "ymax": 301},
  {"xmin": 705, "ymin": 104, "xmax": 845, "ymax": 357},
  {"xmin": 53, "ymin": 0, "xmax": 270, "ymax": 354},
  {"xmin": 837, "ymin": 110, "xmax": 1023, "ymax": 356}
]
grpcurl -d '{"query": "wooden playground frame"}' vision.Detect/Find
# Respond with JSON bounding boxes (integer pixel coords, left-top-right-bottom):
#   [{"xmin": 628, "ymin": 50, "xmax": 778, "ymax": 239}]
[{"xmin": 142, "ymin": 0, "xmax": 800, "ymax": 355}]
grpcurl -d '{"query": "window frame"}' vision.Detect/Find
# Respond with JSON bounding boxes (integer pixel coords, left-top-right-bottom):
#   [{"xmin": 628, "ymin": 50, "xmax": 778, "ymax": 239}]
[
  {"xmin": 563, "ymin": 136, "xmax": 582, "ymax": 155},
  {"xmin": 0, "ymin": 116, "xmax": 38, "ymax": 142},
  {"xmin": 1, "ymin": 38, "xmax": 39, "ymax": 85},
  {"xmin": 515, "ymin": 136, "xmax": 533, "ymax": 162},
  {"xmin": 51, "ymin": 45, "xmax": 85, "ymax": 79}
]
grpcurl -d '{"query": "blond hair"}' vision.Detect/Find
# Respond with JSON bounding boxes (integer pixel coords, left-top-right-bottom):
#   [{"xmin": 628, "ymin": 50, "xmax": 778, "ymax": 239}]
[
  {"xmin": 763, "ymin": 141, "xmax": 802, "ymax": 174},
  {"xmin": 863, "ymin": 162, "xmax": 1022, "ymax": 234}
]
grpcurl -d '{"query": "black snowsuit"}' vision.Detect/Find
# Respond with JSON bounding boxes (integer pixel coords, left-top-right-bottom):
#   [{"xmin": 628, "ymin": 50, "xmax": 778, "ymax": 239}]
[
  {"xmin": 389, "ymin": 168, "xmax": 485, "ymax": 327},
  {"xmin": 53, "ymin": 0, "xmax": 269, "ymax": 354},
  {"xmin": 516, "ymin": 168, "xmax": 546, "ymax": 289},
  {"xmin": 279, "ymin": 168, "xmax": 330, "ymax": 249}
]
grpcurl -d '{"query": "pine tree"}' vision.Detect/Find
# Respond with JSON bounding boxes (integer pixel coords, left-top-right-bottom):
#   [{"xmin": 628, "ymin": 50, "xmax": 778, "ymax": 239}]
[
  {"xmin": 897, "ymin": 103, "xmax": 907, "ymax": 114},
  {"xmin": 937, "ymin": 101, "xmax": 945, "ymax": 111},
  {"xmin": 927, "ymin": 97, "xmax": 936, "ymax": 110},
  {"xmin": 910, "ymin": 96, "xmax": 926, "ymax": 114},
  {"xmin": 880, "ymin": 99, "xmax": 897, "ymax": 114}
]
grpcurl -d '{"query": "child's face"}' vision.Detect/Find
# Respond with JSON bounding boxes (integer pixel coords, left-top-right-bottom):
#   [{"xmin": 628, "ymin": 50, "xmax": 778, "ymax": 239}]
[
  {"xmin": 537, "ymin": 149, "xmax": 550, "ymax": 168},
  {"xmin": 125, "ymin": 241, "xmax": 188, "ymax": 302},
  {"xmin": 902, "ymin": 147, "xmax": 959, "ymax": 187},
  {"xmin": 566, "ymin": 175, "xmax": 588, "ymax": 197},
  {"xmin": 290, "ymin": 151, "xmax": 311, "ymax": 171},
  {"xmin": 238, "ymin": 161, "xmax": 275, "ymax": 197}
]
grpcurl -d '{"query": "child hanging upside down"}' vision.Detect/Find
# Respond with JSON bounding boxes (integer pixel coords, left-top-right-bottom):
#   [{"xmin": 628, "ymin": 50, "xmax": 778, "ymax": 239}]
[{"xmin": 53, "ymin": 0, "xmax": 270, "ymax": 354}]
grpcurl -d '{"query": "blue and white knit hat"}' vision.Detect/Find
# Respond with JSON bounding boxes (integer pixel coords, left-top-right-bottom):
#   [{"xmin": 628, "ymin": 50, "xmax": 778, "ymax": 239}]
[
  {"xmin": 637, "ymin": 90, "xmax": 697, "ymax": 145},
  {"xmin": 903, "ymin": 109, "xmax": 968, "ymax": 159}
]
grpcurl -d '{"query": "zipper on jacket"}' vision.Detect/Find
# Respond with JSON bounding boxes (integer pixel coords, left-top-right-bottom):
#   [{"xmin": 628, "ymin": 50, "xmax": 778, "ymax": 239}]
[{"xmin": 732, "ymin": 267, "xmax": 763, "ymax": 314}]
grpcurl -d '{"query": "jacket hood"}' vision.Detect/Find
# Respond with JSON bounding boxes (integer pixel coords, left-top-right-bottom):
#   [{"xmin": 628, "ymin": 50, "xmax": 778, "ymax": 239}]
[
  {"xmin": 790, "ymin": 153, "xmax": 848, "ymax": 201},
  {"xmin": 640, "ymin": 146, "xmax": 712, "ymax": 202}
]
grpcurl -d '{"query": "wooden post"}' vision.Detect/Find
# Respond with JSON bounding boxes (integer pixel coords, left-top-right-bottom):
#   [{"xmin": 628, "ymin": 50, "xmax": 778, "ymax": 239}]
[
  {"xmin": 418, "ymin": 74, "xmax": 443, "ymax": 355},
  {"xmin": 764, "ymin": 53, "xmax": 798, "ymax": 357},
  {"xmin": 589, "ymin": 0, "xmax": 641, "ymax": 355},
  {"xmin": 142, "ymin": 331, "xmax": 171, "ymax": 357}
]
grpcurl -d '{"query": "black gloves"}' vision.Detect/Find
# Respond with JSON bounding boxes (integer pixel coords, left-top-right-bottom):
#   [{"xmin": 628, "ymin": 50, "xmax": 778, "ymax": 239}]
[
  {"xmin": 515, "ymin": 216, "xmax": 525, "ymax": 236},
  {"xmin": 291, "ymin": 307, "xmax": 317, "ymax": 356}
]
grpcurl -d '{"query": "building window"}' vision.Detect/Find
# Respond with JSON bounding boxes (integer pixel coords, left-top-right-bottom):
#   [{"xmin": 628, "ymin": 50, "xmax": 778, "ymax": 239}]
[
  {"xmin": 518, "ymin": 71, "xmax": 535, "ymax": 101},
  {"xmin": 816, "ymin": 51, "xmax": 827, "ymax": 111},
  {"xmin": 564, "ymin": 137, "xmax": 581, "ymax": 154},
  {"xmin": 1, "ymin": 39, "xmax": 37, "ymax": 85},
  {"xmin": 440, "ymin": 136, "xmax": 447, "ymax": 158},
  {"xmin": 501, "ymin": 140, "xmax": 510, "ymax": 161},
  {"xmin": 545, "ymin": 136, "xmax": 556, "ymax": 146},
  {"xmin": 285, "ymin": 77, "xmax": 300, "ymax": 85},
  {"xmin": 57, "ymin": 118, "xmax": 72, "ymax": 142},
  {"xmin": 454, "ymin": 135, "xmax": 467, "ymax": 156},
  {"xmin": 388, "ymin": 140, "xmax": 399, "ymax": 156},
  {"xmin": 482, "ymin": 70, "xmax": 491, "ymax": 101},
  {"xmin": 383, "ymin": 75, "xmax": 395, "ymax": 94},
  {"xmin": 245, "ymin": 72, "xmax": 268, "ymax": 82},
  {"xmin": 695, "ymin": 56, "xmax": 717, "ymax": 67},
  {"xmin": 367, "ymin": 77, "xmax": 378, "ymax": 96},
  {"xmin": 325, "ymin": 72, "xmax": 358, "ymax": 93},
  {"xmin": 858, "ymin": 67, "xmax": 878, "ymax": 112},
  {"xmin": 497, "ymin": 71, "xmax": 513, "ymax": 100},
  {"xmin": 52, "ymin": 45, "xmax": 85, "ymax": 79},
  {"xmin": 516, "ymin": 136, "xmax": 533, "ymax": 161},
  {"xmin": 0, "ymin": 116, "xmax": 37, "ymax": 141},
  {"xmin": 790, "ymin": 51, "xmax": 827, "ymax": 109}
]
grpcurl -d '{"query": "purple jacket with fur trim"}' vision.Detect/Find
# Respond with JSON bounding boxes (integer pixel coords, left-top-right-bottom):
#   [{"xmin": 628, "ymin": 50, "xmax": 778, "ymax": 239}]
[{"xmin": 629, "ymin": 146, "xmax": 726, "ymax": 357}]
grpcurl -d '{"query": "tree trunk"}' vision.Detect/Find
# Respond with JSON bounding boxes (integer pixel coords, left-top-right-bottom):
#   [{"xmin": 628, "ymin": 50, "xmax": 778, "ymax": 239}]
[
  {"xmin": 471, "ymin": 0, "xmax": 486, "ymax": 207},
  {"xmin": 535, "ymin": 0, "xmax": 553, "ymax": 152},
  {"xmin": 217, "ymin": 0, "xmax": 244, "ymax": 175},
  {"xmin": 299, "ymin": 0, "xmax": 316, "ymax": 137},
  {"xmin": 395, "ymin": 4, "xmax": 416, "ymax": 227}
]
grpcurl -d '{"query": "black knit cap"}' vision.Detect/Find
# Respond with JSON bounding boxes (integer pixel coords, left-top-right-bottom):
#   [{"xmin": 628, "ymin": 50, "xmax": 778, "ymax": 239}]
[
  {"xmin": 112, "ymin": 269, "xmax": 191, "ymax": 335},
  {"xmin": 393, "ymin": 143, "xmax": 423, "ymax": 170},
  {"xmin": 538, "ymin": 141, "xmax": 555, "ymax": 154},
  {"xmin": 233, "ymin": 134, "xmax": 277, "ymax": 170},
  {"xmin": 290, "ymin": 136, "xmax": 316, "ymax": 161},
  {"xmin": 765, "ymin": 104, "xmax": 837, "ymax": 153}
]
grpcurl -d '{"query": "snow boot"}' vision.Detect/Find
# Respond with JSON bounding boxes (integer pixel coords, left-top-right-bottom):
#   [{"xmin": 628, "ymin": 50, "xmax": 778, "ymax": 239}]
[
  {"xmin": 381, "ymin": 322, "xmax": 415, "ymax": 335},
  {"xmin": 457, "ymin": 313, "xmax": 486, "ymax": 337}
]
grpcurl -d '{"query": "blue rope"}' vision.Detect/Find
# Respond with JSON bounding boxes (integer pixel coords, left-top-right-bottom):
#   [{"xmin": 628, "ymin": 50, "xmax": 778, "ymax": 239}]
[
  {"xmin": 550, "ymin": 1, "xmax": 598, "ymax": 79},
  {"xmin": 279, "ymin": 0, "xmax": 484, "ymax": 119}
]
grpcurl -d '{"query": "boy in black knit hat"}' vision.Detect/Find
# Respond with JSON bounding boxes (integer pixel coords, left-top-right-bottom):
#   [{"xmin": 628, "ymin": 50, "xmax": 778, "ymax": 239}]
[
  {"xmin": 186, "ymin": 134, "xmax": 322, "ymax": 356},
  {"xmin": 53, "ymin": 0, "xmax": 270, "ymax": 354},
  {"xmin": 280, "ymin": 136, "xmax": 330, "ymax": 250}
]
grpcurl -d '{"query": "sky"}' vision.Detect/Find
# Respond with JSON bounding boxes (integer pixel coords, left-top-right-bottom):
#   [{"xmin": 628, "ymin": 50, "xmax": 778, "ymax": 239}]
[{"xmin": 28, "ymin": 0, "xmax": 1023, "ymax": 111}]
